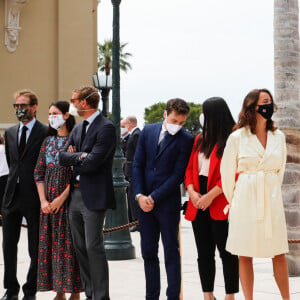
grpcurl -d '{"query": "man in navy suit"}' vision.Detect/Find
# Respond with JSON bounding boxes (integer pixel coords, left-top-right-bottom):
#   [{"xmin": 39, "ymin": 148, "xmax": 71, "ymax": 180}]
[
  {"xmin": 59, "ymin": 86, "xmax": 116, "ymax": 300},
  {"xmin": 133, "ymin": 98, "xmax": 194, "ymax": 300}
]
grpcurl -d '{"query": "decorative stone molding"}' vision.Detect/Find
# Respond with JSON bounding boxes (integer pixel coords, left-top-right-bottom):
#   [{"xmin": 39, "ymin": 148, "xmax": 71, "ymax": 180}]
[{"xmin": 4, "ymin": 0, "xmax": 29, "ymax": 53}]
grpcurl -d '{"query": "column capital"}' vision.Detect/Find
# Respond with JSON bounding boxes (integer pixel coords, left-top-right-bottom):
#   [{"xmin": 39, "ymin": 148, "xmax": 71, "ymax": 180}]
[
  {"xmin": 4, "ymin": 0, "xmax": 29, "ymax": 53},
  {"xmin": 111, "ymin": 0, "xmax": 121, "ymax": 6}
]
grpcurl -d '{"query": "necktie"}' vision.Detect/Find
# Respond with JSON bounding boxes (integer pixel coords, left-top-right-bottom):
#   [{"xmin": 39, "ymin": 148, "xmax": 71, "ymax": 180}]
[
  {"xmin": 157, "ymin": 131, "xmax": 169, "ymax": 153},
  {"xmin": 80, "ymin": 120, "xmax": 89, "ymax": 148},
  {"xmin": 19, "ymin": 126, "xmax": 28, "ymax": 156}
]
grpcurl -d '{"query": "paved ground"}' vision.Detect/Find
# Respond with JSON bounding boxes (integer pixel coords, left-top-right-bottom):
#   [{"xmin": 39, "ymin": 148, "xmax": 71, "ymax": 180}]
[{"xmin": 0, "ymin": 205, "xmax": 300, "ymax": 300}]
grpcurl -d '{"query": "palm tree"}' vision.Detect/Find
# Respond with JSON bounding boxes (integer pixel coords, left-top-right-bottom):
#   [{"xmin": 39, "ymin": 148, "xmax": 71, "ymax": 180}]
[
  {"xmin": 274, "ymin": 0, "xmax": 300, "ymax": 276},
  {"xmin": 97, "ymin": 39, "xmax": 132, "ymax": 75},
  {"xmin": 97, "ymin": 39, "xmax": 132, "ymax": 116}
]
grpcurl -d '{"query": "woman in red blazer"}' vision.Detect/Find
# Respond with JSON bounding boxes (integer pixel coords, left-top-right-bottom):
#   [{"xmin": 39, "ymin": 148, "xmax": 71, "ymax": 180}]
[{"xmin": 185, "ymin": 97, "xmax": 239, "ymax": 300}]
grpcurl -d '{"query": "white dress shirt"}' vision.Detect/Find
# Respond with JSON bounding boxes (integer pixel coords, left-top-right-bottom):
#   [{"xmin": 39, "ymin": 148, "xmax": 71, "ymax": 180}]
[
  {"xmin": 158, "ymin": 124, "xmax": 167, "ymax": 144},
  {"xmin": 18, "ymin": 118, "xmax": 36, "ymax": 143}
]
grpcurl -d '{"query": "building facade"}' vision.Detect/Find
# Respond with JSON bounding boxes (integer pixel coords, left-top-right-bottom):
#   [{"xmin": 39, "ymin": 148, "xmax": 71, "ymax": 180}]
[{"xmin": 0, "ymin": 0, "xmax": 99, "ymax": 131}]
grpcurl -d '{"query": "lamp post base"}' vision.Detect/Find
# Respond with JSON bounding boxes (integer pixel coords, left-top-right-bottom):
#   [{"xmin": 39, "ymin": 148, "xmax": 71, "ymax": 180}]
[
  {"xmin": 104, "ymin": 232, "xmax": 136, "ymax": 260},
  {"xmin": 104, "ymin": 155, "xmax": 136, "ymax": 260}
]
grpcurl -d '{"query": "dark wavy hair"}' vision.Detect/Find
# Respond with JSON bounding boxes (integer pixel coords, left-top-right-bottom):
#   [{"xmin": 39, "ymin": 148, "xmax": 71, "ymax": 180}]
[
  {"xmin": 195, "ymin": 97, "xmax": 235, "ymax": 158},
  {"xmin": 165, "ymin": 98, "xmax": 190, "ymax": 115},
  {"xmin": 47, "ymin": 101, "xmax": 76, "ymax": 136},
  {"xmin": 234, "ymin": 88, "xmax": 277, "ymax": 133}
]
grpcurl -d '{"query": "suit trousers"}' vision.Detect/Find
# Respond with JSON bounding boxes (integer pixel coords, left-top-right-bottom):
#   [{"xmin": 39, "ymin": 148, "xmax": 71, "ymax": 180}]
[
  {"xmin": 1, "ymin": 185, "xmax": 40, "ymax": 296},
  {"xmin": 127, "ymin": 179, "xmax": 139, "ymax": 221},
  {"xmin": 139, "ymin": 207, "xmax": 181, "ymax": 300},
  {"xmin": 191, "ymin": 176, "xmax": 239, "ymax": 294},
  {"xmin": 68, "ymin": 188, "xmax": 109, "ymax": 300},
  {"xmin": 0, "ymin": 175, "xmax": 8, "ymax": 216}
]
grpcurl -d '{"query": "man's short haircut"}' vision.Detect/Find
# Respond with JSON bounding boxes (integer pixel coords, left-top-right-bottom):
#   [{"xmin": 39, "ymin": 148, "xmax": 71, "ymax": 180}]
[
  {"xmin": 165, "ymin": 98, "xmax": 190, "ymax": 115},
  {"xmin": 77, "ymin": 86, "xmax": 99, "ymax": 109},
  {"xmin": 126, "ymin": 115, "xmax": 137, "ymax": 126},
  {"xmin": 14, "ymin": 89, "xmax": 38, "ymax": 106}
]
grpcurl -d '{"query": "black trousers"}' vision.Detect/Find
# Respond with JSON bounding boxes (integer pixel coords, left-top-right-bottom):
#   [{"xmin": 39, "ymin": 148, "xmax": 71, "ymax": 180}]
[
  {"xmin": 192, "ymin": 176, "xmax": 239, "ymax": 294},
  {"xmin": 68, "ymin": 187, "xmax": 109, "ymax": 300},
  {"xmin": 127, "ymin": 179, "xmax": 139, "ymax": 222},
  {"xmin": 0, "ymin": 175, "xmax": 8, "ymax": 215},
  {"xmin": 2, "ymin": 185, "xmax": 40, "ymax": 296}
]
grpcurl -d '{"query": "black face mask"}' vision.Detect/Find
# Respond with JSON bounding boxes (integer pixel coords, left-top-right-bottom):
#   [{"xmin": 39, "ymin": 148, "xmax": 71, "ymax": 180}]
[
  {"xmin": 15, "ymin": 107, "xmax": 31, "ymax": 122},
  {"xmin": 257, "ymin": 103, "xmax": 274, "ymax": 120}
]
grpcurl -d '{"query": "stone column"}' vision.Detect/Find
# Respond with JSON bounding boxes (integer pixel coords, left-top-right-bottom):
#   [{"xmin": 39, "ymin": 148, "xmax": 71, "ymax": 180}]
[{"xmin": 274, "ymin": 0, "xmax": 300, "ymax": 276}]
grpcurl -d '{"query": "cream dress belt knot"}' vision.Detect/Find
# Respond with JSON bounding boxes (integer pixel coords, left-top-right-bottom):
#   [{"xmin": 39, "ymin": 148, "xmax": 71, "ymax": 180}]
[{"xmin": 224, "ymin": 169, "xmax": 278, "ymax": 239}]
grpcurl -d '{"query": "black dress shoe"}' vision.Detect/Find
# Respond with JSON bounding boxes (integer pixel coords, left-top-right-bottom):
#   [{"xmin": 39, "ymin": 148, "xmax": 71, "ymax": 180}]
[
  {"xmin": 0, "ymin": 292, "xmax": 18, "ymax": 300},
  {"xmin": 22, "ymin": 296, "xmax": 36, "ymax": 300}
]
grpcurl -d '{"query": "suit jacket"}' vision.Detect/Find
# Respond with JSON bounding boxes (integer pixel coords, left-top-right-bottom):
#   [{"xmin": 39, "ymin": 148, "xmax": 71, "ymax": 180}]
[
  {"xmin": 124, "ymin": 127, "xmax": 140, "ymax": 180},
  {"xmin": 59, "ymin": 113, "xmax": 116, "ymax": 210},
  {"xmin": 121, "ymin": 134, "xmax": 129, "ymax": 156},
  {"xmin": 184, "ymin": 134, "xmax": 229, "ymax": 221},
  {"xmin": 133, "ymin": 123, "xmax": 194, "ymax": 212},
  {"xmin": 3, "ymin": 120, "xmax": 47, "ymax": 209}
]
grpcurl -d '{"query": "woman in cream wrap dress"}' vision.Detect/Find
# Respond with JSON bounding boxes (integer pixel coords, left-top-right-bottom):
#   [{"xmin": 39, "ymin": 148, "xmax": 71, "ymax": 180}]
[
  {"xmin": 221, "ymin": 88, "xmax": 290, "ymax": 300},
  {"xmin": 221, "ymin": 126, "xmax": 288, "ymax": 258}
]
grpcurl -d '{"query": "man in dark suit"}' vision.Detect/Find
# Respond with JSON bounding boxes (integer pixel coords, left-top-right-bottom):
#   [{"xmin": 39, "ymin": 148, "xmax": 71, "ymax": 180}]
[
  {"xmin": 123, "ymin": 116, "xmax": 140, "ymax": 229},
  {"xmin": 133, "ymin": 99, "xmax": 194, "ymax": 300},
  {"xmin": 59, "ymin": 86, "xmax": 116, "ymax": 300},
  {"xmin": 120, "ymin": 118, "xmax": 130, "ymax": 156},
  {"xmin": 1, "ymin": 90, "xmax": 47, "ymax": 300}
]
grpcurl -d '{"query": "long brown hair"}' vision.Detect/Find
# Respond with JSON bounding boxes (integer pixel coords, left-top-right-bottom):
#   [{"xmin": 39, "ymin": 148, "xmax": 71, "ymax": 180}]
[{"xmin": 234, "ymin": 88, "xmax": 277, "ymax": 133}]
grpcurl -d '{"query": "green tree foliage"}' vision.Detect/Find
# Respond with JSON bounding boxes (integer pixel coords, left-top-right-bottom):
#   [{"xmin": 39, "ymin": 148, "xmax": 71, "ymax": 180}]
[
  {"xmin": 185, "ymin": 102, "xmax": 203, "ymax": 135},
  {"xmin": 98, "ymin": 39, "xmax": 132, "ymax": 75},
  {"xmin": 144, "ymin": 102, "xmax": 202, "ymax": 135},
  {"xmin": 144, "ymin": 102, "xmax": 165, "ymax": 124}
]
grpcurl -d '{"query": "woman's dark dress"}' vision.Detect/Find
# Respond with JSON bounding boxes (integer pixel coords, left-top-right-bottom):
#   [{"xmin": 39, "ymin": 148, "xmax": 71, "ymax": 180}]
[{"xmin": 34, "ymin": 136, "xmax": 81, "ymax": 293}]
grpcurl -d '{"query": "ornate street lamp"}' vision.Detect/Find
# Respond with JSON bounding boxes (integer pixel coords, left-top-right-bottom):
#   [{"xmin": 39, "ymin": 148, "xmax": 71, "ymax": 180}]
[
  {"xmin": 92, "ymin": 72, "xmax": 112, "ymax": 117},
  {"xmin": 103, "ymin": 0, "xmax": 136, "ymax": 260}
]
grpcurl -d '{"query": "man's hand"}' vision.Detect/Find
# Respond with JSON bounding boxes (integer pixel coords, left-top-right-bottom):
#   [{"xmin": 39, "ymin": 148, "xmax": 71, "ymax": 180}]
[
  {"xmin": 138, "ymin": 194, "xmax": 154, "ymax": 212},
  {"xmin": 67, "ymin": 145, "xmax": 76, "ymax": 153},
  {"xmin": 147, "ymin": 195, "xmax": 155, "ymax": 210}
]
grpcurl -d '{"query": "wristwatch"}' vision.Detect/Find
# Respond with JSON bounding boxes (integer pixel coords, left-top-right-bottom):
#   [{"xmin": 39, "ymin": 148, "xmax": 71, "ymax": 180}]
[{"xmin": 80, "ymin": 152, "xmax": 88, "ymax": 161}]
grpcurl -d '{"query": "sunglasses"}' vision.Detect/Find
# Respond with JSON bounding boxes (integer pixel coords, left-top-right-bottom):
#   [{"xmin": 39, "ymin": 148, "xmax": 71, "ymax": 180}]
[{"xmin": 13, "ymin": 104, "xmax": 32, "ymax": 109}]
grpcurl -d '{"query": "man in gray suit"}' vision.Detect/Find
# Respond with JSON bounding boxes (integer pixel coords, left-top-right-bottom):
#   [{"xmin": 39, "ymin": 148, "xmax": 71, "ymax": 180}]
[
  {"xmin": 1, "ymin": 90, "xmax": 47, "ymax": 300},
  {"xmin": 60, "ymin": 86, "xmax": 116, "ymax": 300}
]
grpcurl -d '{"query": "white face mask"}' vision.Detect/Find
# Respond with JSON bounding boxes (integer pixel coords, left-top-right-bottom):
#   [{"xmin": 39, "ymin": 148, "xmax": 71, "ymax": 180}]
[
  {"xmin": 69, "ymin": 103, "xmax": 79, "ymax": 117},
  {"xmin": 165, "ymin": 122, "xmax": 182, "ymax": 135},
  {"xmin": 120, "ymin": 127, "xmax": 129, "ymax": 137},
  {"xmin": 69, "ymin": 101, "xmax": 97, "ymax": 117},
  {"xmin": 199, "ymin": 113, "xmax": 204, "ymax": 127},
  {"xmin": 48, "ymin": 114, "xmax": 66, "ymax": 130}
]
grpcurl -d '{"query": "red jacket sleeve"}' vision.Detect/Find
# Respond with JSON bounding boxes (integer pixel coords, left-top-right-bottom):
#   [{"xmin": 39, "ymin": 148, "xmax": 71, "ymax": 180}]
[{"xmin": 184, "ymin": 134, "xmax": 200, "ymax": 189}]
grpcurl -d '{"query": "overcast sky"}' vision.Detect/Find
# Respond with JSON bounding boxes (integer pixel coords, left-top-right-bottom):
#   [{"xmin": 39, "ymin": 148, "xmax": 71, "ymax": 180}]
[{"xmin": 97, "ymin": 0, "xmax": 276, "ymax": 126}]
